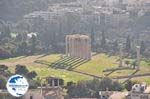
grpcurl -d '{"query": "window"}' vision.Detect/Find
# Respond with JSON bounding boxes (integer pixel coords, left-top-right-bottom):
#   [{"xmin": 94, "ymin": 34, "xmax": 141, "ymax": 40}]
[{"xmin": 54, "ymin": 79, "xmax": 58, "ymax": 86}]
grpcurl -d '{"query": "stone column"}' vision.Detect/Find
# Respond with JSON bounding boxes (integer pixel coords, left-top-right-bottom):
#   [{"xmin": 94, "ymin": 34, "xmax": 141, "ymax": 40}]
[
  {"xmin": 74, "ymin": 38, "xmax": 78, "ymax": 57},
  {"xmin": 57, "ymin": 79, "xmax": 59, "ymax": 87},
  {"xmin": 87, "ymin": 38, "xmax": 91, "ymax": 60},
  {"xmin": 72, "ymin": 37, "xmax": 76, "ymax": 58},
  {"xmin": 85, "ymin": 39, "xmax": 88, "ymax": 60},
  {"xmin": 83, "ymin": 38, "xmax": 86, "ymax": 59},
  {"xmin": 70, "ymin": 38, "xmax": 73, "ymax": 57},
  {"xmin": 80, "ymin": 38, "xmax": 84, "ymax": 59},
  {"xmin": 85, "ymin": 37, "xmax": 91, "ymax": 60},
  {"xmin": 78, "ymin": 38, "xmax": 82, "ymax": 58},
  {"xmin": 136, "ymin": 46, "xmax": 141, "ymax": 70},
  {"xmin": 75, "ymin": 37, "xmax": 78, "ymax": 58},
  {"xmin": 119, "ymin": 44, "xmax": 123, "ymax": 67},
  {"xmin": 66, "ymin": 36, "xmax": 69, "ymax": 56},
  {"xmin": 89, "ymin": 38, "xmax": 91, "ymax": 59},
  {"xmin": 52, "ymin": 79, "xmax": 55, "ymax": 87},
  {"xmin": 68, "ymin": 37, "xmax": 71, "ymax": 57}
]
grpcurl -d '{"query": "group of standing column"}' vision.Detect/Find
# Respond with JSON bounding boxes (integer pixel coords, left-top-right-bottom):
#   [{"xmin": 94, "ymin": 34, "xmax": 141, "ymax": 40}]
[{"xmin": 66, "ymin": 34, "xmax": 91, "ymax": 60}]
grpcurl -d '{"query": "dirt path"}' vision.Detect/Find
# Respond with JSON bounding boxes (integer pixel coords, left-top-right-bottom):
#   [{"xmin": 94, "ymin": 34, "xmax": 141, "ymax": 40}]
[
  {"xmin": 109, "ymin": 92, "xmax": 128, "ymax": 99},
  {"xmin": 113, "ymin": 73, "xmax": 150, "ymax": 79},
  {"xmin": 72, "ymin": 70, "xmax": 103, "ymax": 79},
  {"xmin": 0, "ymin": 55, "xmax": 43, "ymax": 66}
]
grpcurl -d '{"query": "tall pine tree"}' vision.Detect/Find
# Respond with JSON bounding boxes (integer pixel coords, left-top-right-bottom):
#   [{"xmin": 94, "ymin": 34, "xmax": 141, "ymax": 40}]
[
  {"xmin": 1, "ymin": 24, "xmax": 11, "ymax": 39},
  {"xmin": 126, "ymin": 35, "xmax": 131, "ymax": 52},
  {"xmin": 140, "ymin": 41, "xmax": 145, "ymax": 54},
  {"xmin": 101, "ymin": 30, "xmax": 106, "ymax": 49},
  {"xmin": 91, "ymin": 27, "xmax": 95, "ymax": 50},
  {"xmin": 30, "ymin": 35, "xmax": 38, "ymax": 54}
]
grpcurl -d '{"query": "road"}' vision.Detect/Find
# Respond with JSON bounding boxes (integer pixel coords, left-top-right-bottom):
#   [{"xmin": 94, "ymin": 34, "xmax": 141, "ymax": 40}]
[{"xmin": 109, "ymin": 92, "xmax": 128, "ymax": 99}]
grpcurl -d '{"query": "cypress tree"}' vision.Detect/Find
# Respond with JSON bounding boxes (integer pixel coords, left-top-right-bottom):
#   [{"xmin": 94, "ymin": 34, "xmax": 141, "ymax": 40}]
[
  {"xmin": 126, "ymin": 35, "xmax": 131, "ymax": 52},
  {"xmin": 91, "ymin": 27, "xmax": 95, "ymax": 49},
  {"xmin": 140, "ymin": 41, "xmax": 145, "ymax": 54},
  {"xmin": 101, "ymin": 31, "xmax": 106, "ymax": 49}
]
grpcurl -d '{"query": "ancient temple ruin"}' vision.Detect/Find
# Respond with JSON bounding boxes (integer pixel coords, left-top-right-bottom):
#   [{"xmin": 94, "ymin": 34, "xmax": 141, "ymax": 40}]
[{"xmin": 66, "ymin": 34, "xmax": 91, "ymax": 60}]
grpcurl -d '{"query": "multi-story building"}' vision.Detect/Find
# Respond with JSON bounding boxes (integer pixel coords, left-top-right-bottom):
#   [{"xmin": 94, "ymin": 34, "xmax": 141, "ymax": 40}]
[{"xmin": 126, "ymin": 84, "xmax": 150, "ymax": 99}]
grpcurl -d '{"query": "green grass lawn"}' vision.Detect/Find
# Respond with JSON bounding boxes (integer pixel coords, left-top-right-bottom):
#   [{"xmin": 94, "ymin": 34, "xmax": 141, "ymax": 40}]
[
  {"xmin": 27, "ymin": 66, "xmax": 92, "ymax": 84},
  {"xmin": 75, "ymin": 54, "xmax": 119, "ymax": 76},
  {"xmin": 4, "ymin": 54, "xmax": 92, "ymax": 84},
  {"xmin": 8, "ymin": 64, "xmax": 92, "ymax": 84},
  {"xmin": 1, "ymin": 53, "xmax": 150, "ymax": 84}
]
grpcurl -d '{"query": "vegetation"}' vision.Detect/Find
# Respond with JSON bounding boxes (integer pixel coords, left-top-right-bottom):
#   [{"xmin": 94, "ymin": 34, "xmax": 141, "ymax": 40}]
[
  {"xmin": 125, "ymin": 35, "xmax": 131, "ymax": 53},
  {"xmin": 15, "ymin": 64, "xmax": 37, "ymax": 80},
  {"xmin": 66, "ymin": 78, "xmax": 123, "ymax": 98},
  {"xmin": 0, "ymin": 76, "xmax": 6, "ymax": 89},
  {"xmin": 125, "ymin": 80, "xmax": 138, "ymax": 91},
  {"xmin": 75, "ymin": 54, "xmax": 118, "ymax": 76}
]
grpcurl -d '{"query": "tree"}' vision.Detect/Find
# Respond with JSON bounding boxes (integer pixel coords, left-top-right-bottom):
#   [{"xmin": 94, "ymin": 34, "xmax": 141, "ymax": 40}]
[
  {"xmin": 66, "ymin": 78, "xmax": 123, "ymax": 98},
  {"xmin": 125, "ymin": 80, "xmax": 137, "ymax": 91},
  {"xmin": 27, "ymin": 71, "xmax": 37, "ymax": 79},
  {"xmin": 1, "ymin": 24, "xmax": 11, "ymax": 39},
  {"xmin": 15, "ymin": 64, "xmax": 38, "ymax": 82},
  {"xmin": 125, "ymin": 60, "xmax": 130, "ymax": 66},
  {"xmin": 0, "ymin": 65, "xmax": 8, "ymax": 71},
  {"xmin": 76, "ymin": 81, "xmax": 91, "ymax": 97},
  {"xmin": 67, "ymin": 81, "xmax": 91, "ymax": 98},
  {"xmin": 4, "ymin": 25, "xmax": 11, "ymax": 38},
  {"xmin": 30, "ymin": 35, "xmax": 39, "ymax": 54},
  {"xmin": 101, "ymin": 31, "xmax": 106, "ymax": 50},
  {"xmin": 112, "ymin": 81, "xmax": 123, "ymax": 91},
  {"xmin": 16, "ymin": 34, "xmax": 23, "ymax": 42},
  {"xmin": 126, "ymin": 35, "xmax": 131, "ymax": 52},
  {"xmin": 91, "ymin": 27, "xmax": 95, "ymax": 50},
  {"xmin": 86, "ymin": 78, "xmax": 100, "ymax": 91},
  {"xmin": 131, "ymin": 61, "xmax": 137, "ymax": 69},
  {"xmin": 0, "ymin": 64, "xmax": 11, "ymax": 77},
  {"xmin": 100, "ymin": 77, "xmax": 113, "ymax": 91},
  {"xmin": 15, "ymin": 64, "xmax": 29, "ymax": 75},
  {"xmin": 0, "ymin": 76, "xmax": 6, "ymax": 89},
  {"xmin": 112, "ymin": 40, "xmax": 119, "ymax": 52},
  {"xmin": 140, "ymin": 41, "xmax": 146, "ymax": 55},
  {"xmin": 17, "ymin": 41, "xmax": 28, "ymax": 55},
  {"xmin": 67, "ymin": 83, "xmax": 76, "ymax": 97},
  {"xmin": 66, "ymin": 77, "xmax": 124, "ymax": 98},
  {"xmin": 67, "ymin": 81, "xmax": 75, "ymax": 87}
]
